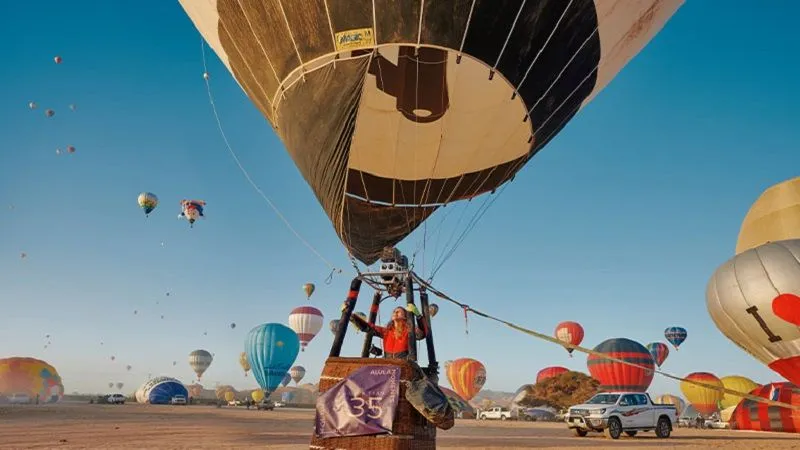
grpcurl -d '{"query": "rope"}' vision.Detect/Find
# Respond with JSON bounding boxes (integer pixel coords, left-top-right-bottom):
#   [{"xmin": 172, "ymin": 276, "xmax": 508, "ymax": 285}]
[
  {"xmin": 199, "ymin": 38, "xmax": 341, "ymax": 274},
  {"xmin": 411, "ymin": 273, "xmax": 800, "ymax": 412}
]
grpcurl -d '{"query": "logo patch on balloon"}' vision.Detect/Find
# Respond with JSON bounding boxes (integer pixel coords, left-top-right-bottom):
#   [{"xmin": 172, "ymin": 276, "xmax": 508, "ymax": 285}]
[{"xmin": 772, "ymin": 294, "xmax": 800, "ymax": 326}]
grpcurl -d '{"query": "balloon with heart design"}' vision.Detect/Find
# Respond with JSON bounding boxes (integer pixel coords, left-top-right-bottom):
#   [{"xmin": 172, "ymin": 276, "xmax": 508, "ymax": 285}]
[{"xmin": 707, "ymin": 239, "xmax": 800, "ymax": 386}]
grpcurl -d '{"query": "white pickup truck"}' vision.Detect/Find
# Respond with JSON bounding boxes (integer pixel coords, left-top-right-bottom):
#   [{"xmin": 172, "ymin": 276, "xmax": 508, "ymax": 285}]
[
  {"xmin": 564, "ymin": 392, "xmax": 676, "ymax": 439},
  {"xmin": 478, "ymin": 406, "xmax": 512, "ymax": 421}
]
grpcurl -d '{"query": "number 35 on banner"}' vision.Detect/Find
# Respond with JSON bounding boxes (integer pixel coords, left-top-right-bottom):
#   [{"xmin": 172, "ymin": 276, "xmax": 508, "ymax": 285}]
[{"xmin": 344, "ymin": 396, "xmax": 384, "ymax": 419}]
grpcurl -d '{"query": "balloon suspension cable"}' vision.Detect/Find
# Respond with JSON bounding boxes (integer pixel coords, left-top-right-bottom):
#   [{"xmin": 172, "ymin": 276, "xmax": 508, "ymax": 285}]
[
  {"xmin": 411, "ymin": 273, "xmax": 800, "ymax": 412},
  {"xmin": 198, "ymin": 37, "xmax": 342, "ymax": 276}
]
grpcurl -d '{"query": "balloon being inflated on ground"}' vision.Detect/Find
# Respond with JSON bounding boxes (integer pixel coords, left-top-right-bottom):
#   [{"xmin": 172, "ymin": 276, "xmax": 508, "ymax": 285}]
[{"xmin": 0, "ymin": 357, "xmax": 64, "ymax": 403}]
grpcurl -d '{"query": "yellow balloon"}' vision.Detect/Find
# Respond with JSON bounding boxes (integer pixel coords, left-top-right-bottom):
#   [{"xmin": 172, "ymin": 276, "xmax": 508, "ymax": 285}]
[
  {"xmin": 736, "ymin": 176, "xmax": 800, "ymax": 254},
  {"xmin": 251, "ymin": 390, "xmax": 265, "ymax": 402},
  {"xmin": 239, "ymin": 352, "xmax": 251, "ymax": 375},
  {"xmin": 224, "ymin": 391, "xmax": 235, "ymax": 402},
  {"xmin": 719, "ymin": 375, "xmax": 759, "ymax": 409},
  {"xmin": 303, "ymin": 283, "xmax": 315, "ymax": 298},
  {"xmin": 680, "ymin": 372, "xmax": 724, "ymax": 417}
]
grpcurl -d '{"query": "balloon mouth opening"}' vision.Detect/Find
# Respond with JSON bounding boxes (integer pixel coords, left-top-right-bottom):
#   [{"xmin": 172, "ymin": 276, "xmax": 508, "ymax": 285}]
[{"xmin": 412, "ymin": 109, "xmax": 432, "ymax": 118}]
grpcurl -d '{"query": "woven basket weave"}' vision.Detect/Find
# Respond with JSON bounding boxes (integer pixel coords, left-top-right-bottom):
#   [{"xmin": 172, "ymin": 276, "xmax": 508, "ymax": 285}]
[{"xmin": 309, "ymin": 357, "xmax": 436, "ymax": 450}]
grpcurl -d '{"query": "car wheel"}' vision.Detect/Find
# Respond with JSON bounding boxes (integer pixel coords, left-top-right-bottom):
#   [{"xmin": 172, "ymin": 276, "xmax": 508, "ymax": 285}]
[
  {"xmin": 500, "ymin": 415, "xmax": 507, "ymax": 421},
  {"xmin": 655, "ymin": 417, "xmax": 671, "ymax": 438},
  {"xmin": 573, "ymin": 428, "xmax": 588, "ymax": 437},
  {"xmin": 604, "ymin": 418, "xmax": 622, "ymax": 440},
  {"xmin": 624, "ymin": 431, "xmax": 637, "ymax": 437}
]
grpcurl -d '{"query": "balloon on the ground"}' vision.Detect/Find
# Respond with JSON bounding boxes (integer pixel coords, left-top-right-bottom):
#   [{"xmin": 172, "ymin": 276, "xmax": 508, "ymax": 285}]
[
  {"xmin": 0, "ymin": 357, "xmax": 64, "ymax": 403},
  {"xmin": 287, "ymin": 306, "xmax": 323, "ymax": 351},
  {"xmin": 555, "ymin": 321, "xmax": 584, "ymax": 356},
  {"xmin": 664, "ymin": 327, "xmax": 687, "ymax": 350},
  {"xmin": 224, "ymin": 391, "xmax": 235, "ymax": 402},
  {"xmin": 245, "ymin": 323, "xmax": 300, "ymax": 394},
  {"xmin": 536, "ymin": 366, "xmax": 568, "ymax": 384},
  {"xmin": 680, "ymin": 372, "xmax": 723, "ymax": 417},
  {"xmin": 179, "ymin": 0, "xmax": 684, "ymax": 265},
  {"xmin": 587, "ymin": 338, "xmax": 654, "ymax": 392},
  {"xmin": 706, "ymin": 239, "xmax": 800, "ymax": 386},
  {"xmin": 188, "ymin": 349, "xmax": 213, "ymax": 379},
  {"xmin": 719, "ymin": 375, "xmax": 760, "ymax": 410},
  {"xmin": 446, "ymin": 358, "xmax": 486, "ymax": 401},
  {"xmin": 736, "ymin": 176, "xmax": 800, "ymax": 255},
  {"xmin": 730, "ymin": 382, "xmax": 800, "ymax": 433},
  {"xmin": 251, "ymin": 390, "xmax": 264, "ymax": 402},
  {"xmin": 646, "ymin": 342, "xmax": 670, "ymax": 368},
  {"xmin": 135, "ymin": 377, "xmax": 188, "ymax": 404}
]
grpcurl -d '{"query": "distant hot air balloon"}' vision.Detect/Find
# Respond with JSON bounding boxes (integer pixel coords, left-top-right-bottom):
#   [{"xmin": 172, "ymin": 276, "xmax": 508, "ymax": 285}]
[
  {"xmin": 251, "ymin": 390, "xmax": 264, "ymax": 402},
  {"xmin": 664, "ymin": 327, "xmax": 687, "ymax": 351},
  {"xmin": 680, "ymin": 372, "xmax": 723, "ymax": 417},
  {"xmin": 110, "ymin": 356, "xmax": 115, "ymax": 361},
  {"xmin": 646, "ymin": 342, "xmax": 670, "ymax": 368},
  {"xmin": 54, "ymin": 56, "xmax": 62, "ymax": 64},
  {"xmin": 555, "ymin": 321, "xmax": 584, "ymax": 356},
  {"xmin": 536, "ymin": 366, "xmax": 569, "ymax": 384},
  {"xmin": 245, "ymin": 323, "xmax": 300, "ymax": 395},
  {"xmin": 239, "ymin": 352, "xmax": 251, "ymax": 377},
  {"xmin": 428, "ymin": 304, "xmax": 439, "ymax": 318},
  {"xmin": 587, "ymin": 338, "xmax": 655, "ymax": 392},
  {"xmin": 655, "ymin": 394, "xmax": 686, "ymax": 416},
  {"xmin": 188, "ymin": 349, "xmax": 213, "ymax": 380},
  {"xmin": 287, "ymin": 306, "xmax": 323, "ymax": 352},
  {"xmin": 179, "ymin": 200, "xmax": 206, "ymax": 227},
  {"xmin": 736, "ymin": 177, "xmax": 800, "ymax": 255},
  {"xmin": 281, "ymin": 372, "xmax": 291, "ymax": 387},
  {"xmin": 45, "ymin": 109, "xmax": 54, "ymax": 118},
  {"xmin": 137, "ymin": 192, "xmax": 158, "ymax": 216},
  {"xmin": 69, "ymin": 104, "xmax": 76, "ymax": 111},
  {"xmin": 719, "ymin": 375, "xmax": 759, "ymax": 410},
  {"xmin": 116, "ymin": 382, "xmax": 124, "ymax": 390},
  {"xmin": 446, "ymin": 358, "xmax": 485, "ymax": 401},
  {"xmin": 202, "ymin": 72, "xmax": 209, "ymax": 80},
  {"xmin": 289, "ymin": 366, "xmax": 306, "ymax": 385},
  {"xmin": 108, "ymin": 382, "xmax": 114, "ymax": 389},
  {"xmin": 707, "ymin": 239, "xmax": 800, "ymax": 387},
  {"xmin": 329, "ymin": 319, "xmax": 339, "ymax": 335},
  {"xmin": 28, "ymin": 101, "xmax": 37, "ymax": 110},
  {"xmin": 126, "ymin": 365, "xmax": 132, "ymax": 371},
  {"xmin": 224, "ymin": 391, "xmax": 235, "ymax": 402},
  {"xmin": 303, "ymin": 283, "xmax": 315, "ymax": 299},
  {"xmin": 66, "ymin": 145, "xmax": 75, "ymax": 154}
]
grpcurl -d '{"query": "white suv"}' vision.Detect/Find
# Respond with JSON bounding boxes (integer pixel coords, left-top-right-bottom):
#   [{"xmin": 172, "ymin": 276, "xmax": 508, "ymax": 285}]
[{"xmin": 107, "ymin": 394, "xmax": 126, "ymax": 404}]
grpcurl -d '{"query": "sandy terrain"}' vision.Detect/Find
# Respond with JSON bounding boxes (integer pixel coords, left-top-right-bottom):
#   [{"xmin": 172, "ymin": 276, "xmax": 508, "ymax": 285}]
[{"xmin": 0, "ymin": 402, "xmax": 797, "ymax": 449}]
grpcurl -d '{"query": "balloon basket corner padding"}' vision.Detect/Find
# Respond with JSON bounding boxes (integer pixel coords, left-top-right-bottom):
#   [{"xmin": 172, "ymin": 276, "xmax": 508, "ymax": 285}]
[{"xmin": 309, "ymin": 357, "xmax": 436, "ymax": 450}]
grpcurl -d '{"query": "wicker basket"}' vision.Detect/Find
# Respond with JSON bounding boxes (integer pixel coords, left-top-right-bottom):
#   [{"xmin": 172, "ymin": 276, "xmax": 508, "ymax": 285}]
[{"xmin": 309, "ymin": 357, "xmax": 437, "ymax": 450}]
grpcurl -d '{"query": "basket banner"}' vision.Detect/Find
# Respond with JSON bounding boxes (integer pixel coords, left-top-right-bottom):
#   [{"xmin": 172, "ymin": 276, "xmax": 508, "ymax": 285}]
[{"xmin": 314, "ymin": 365, "xmax": 401, "ymax": 438}]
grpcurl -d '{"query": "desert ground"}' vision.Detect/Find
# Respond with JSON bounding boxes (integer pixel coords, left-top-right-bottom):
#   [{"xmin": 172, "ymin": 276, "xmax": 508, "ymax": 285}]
[{"xmin": 0, "ymin": 402, "xmax": 797, "ymax": 449}]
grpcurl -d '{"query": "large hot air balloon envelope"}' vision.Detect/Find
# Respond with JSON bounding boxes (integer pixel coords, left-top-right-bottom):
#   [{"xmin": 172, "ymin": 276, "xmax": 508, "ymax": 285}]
[
  {"xmin": 245, "ymin": 323, "xmax": 300, "ymax": 394},
  {"xmin": 587, "ymin": 338, "xmax": 654, "ymax": 392},
  {"xmin": 0, "ymin": 357, "xmax": 64, "ymax": 403},
  {"xmin": 135, "ymin": 377, "xmax": 188, "ymax": 404},
  {"xmin": 706, "ymin": 239, "xmax": 800, "ymax": 386},
  {"xmin": 536, "ymin": 366, "xmax": 568, "ymax": 384},
  {"xmin": 646, "ymin": 342, "xmax": 670, "ymax": 368},
  {"xmin": 736, "ymin": 177, "xmax": 800, "ymax": 255},
  {"xmin": 680, "ymin": 372, "xmax": 723, "ymax": 417},
  {"xmin": 179, "ymin": 0, "xmax": 684, "ymax": 264},
  {"xmin": 730, "ymin": 382, "xmax": 800, "ymax": 433},
  {"xmin": 188, "ymin": 349, "xmax": 213, "ymax": 380},
  {"xmin": 664, "ymin": 327, "xmax": 687, "ymax": 350},
  {"xmin": 446, "ymin": 358, "xmax": 485, "ymax": 401},
  {"xmin": 288, "ymin": 306, "xmax": 324, "ymax": 351},
  {"xmin": 555, "ymin": 321, "xmax": 584, "ymax": 356},
  {"xmin": 289, "ymin": 365, "xmax": 306, "ymax": 385},
  {"xmin": 719, "ymin": 375, "xmax": 759, "ymax": 410}
]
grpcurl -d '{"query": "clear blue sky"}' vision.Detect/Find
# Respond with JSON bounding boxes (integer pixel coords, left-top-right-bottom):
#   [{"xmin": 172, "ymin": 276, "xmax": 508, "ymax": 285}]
[{"xmin": 1, "ymin": 2, "xmax": 798, "ymax": 397}]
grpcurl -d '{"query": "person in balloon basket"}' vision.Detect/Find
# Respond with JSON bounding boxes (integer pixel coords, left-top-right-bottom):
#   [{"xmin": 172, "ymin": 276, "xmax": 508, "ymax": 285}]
[{"xmin": 345, "ymin": 304, "xmax": 428, "ymax": 359}]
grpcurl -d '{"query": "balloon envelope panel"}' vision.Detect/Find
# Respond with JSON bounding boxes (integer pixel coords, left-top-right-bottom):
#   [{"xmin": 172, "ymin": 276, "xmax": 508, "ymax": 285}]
[{"xmin": 0, "ymin": 357, "xmax": 64, "ymax": 403}]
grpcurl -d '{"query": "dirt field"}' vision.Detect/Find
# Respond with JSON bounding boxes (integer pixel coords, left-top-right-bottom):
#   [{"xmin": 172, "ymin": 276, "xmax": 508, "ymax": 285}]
[{"xmin": 0, "ymin": 402, "xmax": 797, "ymax": 449}]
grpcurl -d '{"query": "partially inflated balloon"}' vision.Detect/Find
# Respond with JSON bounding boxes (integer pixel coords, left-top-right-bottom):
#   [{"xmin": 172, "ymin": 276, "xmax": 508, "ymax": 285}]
[
  {"xmin": 680, "ymin": 372, "xmax": 723, "ymax": 417},
  {"xmin": 245, "ymin": 323, "xmax": 300, "ymax": 394},
  {"xmin": 251, "ymin": 390, "xmax": 265, "ymax": 402},
  {"xmin": 719, "ymin": 375, "xmax": 759, "ymax": 410},
  {"xmin": 224, "ymin": 391, "xmax": 235, "ymax": 402},
  {"xmin": 446, "ymin": 358, "xmax": 485, "ymax": 401},
  {"xmin": 0, "ymin": 357, "xmax": 64, "ymax": 403},
  {"xmin": 179, "ymin": 0, "xmax": 684, "ymax": 264}
]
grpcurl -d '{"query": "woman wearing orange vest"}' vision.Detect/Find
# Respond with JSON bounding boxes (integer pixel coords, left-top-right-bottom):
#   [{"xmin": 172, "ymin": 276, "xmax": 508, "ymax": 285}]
[{"xmin": 349, "ymin": 305, "xmax": 427, "ymax": 359}]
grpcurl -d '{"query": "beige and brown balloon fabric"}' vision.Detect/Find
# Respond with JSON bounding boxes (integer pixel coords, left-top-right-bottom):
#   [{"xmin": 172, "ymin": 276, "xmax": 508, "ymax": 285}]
[
  {"xmin": 179, "ymin": 0, "xmax": 683, "ymax": 264},
  {"xmin": 736, "ymin": 176, "xmax": 800, "ymax": 255}
]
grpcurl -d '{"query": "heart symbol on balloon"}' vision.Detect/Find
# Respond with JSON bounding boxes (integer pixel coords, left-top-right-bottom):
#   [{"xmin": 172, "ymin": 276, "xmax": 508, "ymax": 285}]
[{"xmin": 772, "ymin": 294, "xmax": 800, "ymax": 326}]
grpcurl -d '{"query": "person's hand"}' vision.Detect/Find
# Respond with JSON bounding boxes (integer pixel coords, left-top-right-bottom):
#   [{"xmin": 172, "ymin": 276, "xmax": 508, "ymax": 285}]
[{"xmin": 406, "ymin": 303, "xmax": 421, "ymax": 317}]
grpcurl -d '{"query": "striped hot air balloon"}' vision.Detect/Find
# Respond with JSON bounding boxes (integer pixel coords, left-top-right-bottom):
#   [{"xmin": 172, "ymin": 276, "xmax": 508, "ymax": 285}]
[
  {"xmin": 646, "ymin": 342, "xmax": 670, "ymax": 368},
  {"xmin": 664, "ymin": 327, "xmax": 687, "ymax": 350},
  {"xmin": 554, "ymin": 321, "xmax": 584, "ymax": 356},
  {"xmin": 287, "ymin": 306, "xmax": 324, "ymax": 351},
  {"xmin": 446, "ymin": 358, "xmax": 486, "ymax": 401},
  {"xmin": 188, "ymin": 350, "xmax": 213, "ymax": 380},
  {"xmin": 730, "ymin": 382, "xmax": 800, "ymax": 433},
  {"xmin": 536, "ymin": 366, "xmax": 569, "ymax": 384},
  {"xmin": 587, "ymin": 338, "xmax": 655, "ymax": 392},
  {"xmin": 680, "ymin": 372, "xmax": 723, "ymax": 417}
]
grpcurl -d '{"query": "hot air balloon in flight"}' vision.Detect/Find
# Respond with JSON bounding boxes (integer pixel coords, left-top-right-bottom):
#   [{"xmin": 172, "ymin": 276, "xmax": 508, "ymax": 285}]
[
  {"xmin": 735, "ymin": 176, "xmax": 800, "ymax": 255},
  {"xmin": 303, "ymin": 283, "xmax": 315, "ymax": 299},
  {"xmin": 706, "ymin": 239, "xmax": 800, "ymax": 386},
  {"xmin": 289, "ymin": 365, "xmax": 306, "ymax": 385},
  {"xmin": 178, "ymin": 1, "xmax": 684, "ymax": 265},
  {"xmin": 245, "ymin": 323, "xmax": 300, "ymax": 395},
  {"xmin": 137, "ymin": 192, "xmax": 158, "ymax": 216},
  {"xmin": 108, "ymin": 382, "xmax": 114, "ymax": 389},
  {"xmin": 287, "ymin": 306, "xmax": 323, "ymax": 351},
  {"xmin": 664, "ymin": 327, "xmax": 687, "ymax": 351},
  {"xmin": 239, "ymin": 351, "xmax": 251, "ymax": 377},
  {"xmin": 179, "ymin": 200, "xmax": 205, "ymax": 227},
  {"xmin": 719, "ymin": 375, "xmax": 759, "ymax": 410},
  {"xmin": 116, "ymin": 382, "xmax": 124, "ymax": 390},
  {"xmin": 54, "ymin": 56, "xmax": 62, "ymax": 64},
  {"xmin": 281, "ymin": 372, "xmax": 292, "ymax": 388},
  {"xmin": 428, "ymin": 304, "xmax": 439, "ymax": 318},
  {"xmin": 587, "ymin": 338, "xmax": 655, "ymax": 392},
  {"xmin": 680, "ymin": 372, "xmax": 723, "ymax": 417},
  {"xmin": 646, "ymin": 342, "xmax": 670, "ymax": 368},
  {"xmin": 536, "ymin": 366, "xmax": 568, "ymax": 384},
  {"xmin": 555, "ymin": 321, "xmax": 584, "ymax": 356},
  {"xmin": 329, "ymin": 319, "xmax": 339, "ymax": 335},
  {"xmin": 446, "ymin": 358, "xmax": 486, "ymax": 401},
  {"xmin": 188, "ymin": 349, "xmax": 213, "ymax": 380}
]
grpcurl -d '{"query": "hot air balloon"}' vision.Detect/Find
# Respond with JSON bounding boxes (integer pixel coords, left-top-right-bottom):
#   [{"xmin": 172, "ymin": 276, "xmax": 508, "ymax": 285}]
[
  {"xmin": 555, "ymin": 321, "xmax": 584, "ymax": 356},
  {"xmin": 428, "ymin": 304, "xmax": 439, "ymax": 318},
  {"xmin": 66, "ymin": 145, "xmax": 75, "ymax": 154},
  {"xmin": 536, "ymin": 366, "xmax": 569, "ymax": 384},
  {"xmin": 329, "ymin": 319, "xmax": 339, "ymax": 335},
  {"xmin": 230, "ymin": 322, "xmax": 236, "ymax": 329},
  {"xmin": 281, "ymin": 372, "xmax": 292, "ymax": 388},
  {"xmin": 108, "ymin": 382, "xmax": 114, "ymax": 389},
  {"xmin": 179, "ymin": 1, "xmax": 684, "ymax": 265},
  {"xmin": 137, "ymin": 192, "xmax": 158, "ymax": 216},
  {"xmin": 28, "ymin": 101, "xmax": 37, "ymax": 110},
  {"xmin": 179, "ymin": 200, "xmax": 205, "ymax": 227},
  {"xmin": 224, "ymin": 391, "xmax": 235, "ymax": 402},
  {"xmin": 287, "ymin": 306, "xmax": 323, "ymax": 351},
  {"xmin": 0, "ymin": 357, "xmax": 64, "ymax": 403},
  {"xmin": 719, "ymin": 375, "xmax": 759, "ymax": 410},
  {"xmin": 654, "ymin": 394, "xmax": 686, "ymax": 417},
  {"xmin": 446, "ymin": 358, "xmax": 485, "ymax": 401},
  {"xmin": 126, "ymin": 365, "xmax": 132, "ymax": 371},
  {"xmin": 290, "ymin": 365, "xmax": 306, "ymax": 385},
  {"xmin": 303, "ymin": 283, "xmax": 315, "ymax": 299},
  {"xmin": 680, "ymin": 372, "xmax": 723, "ymax": 417},
  {"xmin": 729, "ymin": 382, "xmax": 800, "ymax": 433},
  {"xmin": 646, "ymin": 342, "xmax": 670, "ymax": 368},
  {"xmin": 239, "ymin": 351, "xmax": 251, "ymax": 377},
  {"xmin": 587, "ymin": 338, "xmax": 655, "ymax": 392},
  {"xmin": 245, "ymin": 323, "xmax": 300, "ymax": 395},
  {"xmin": 135, "ymin": 377, "xmax": 188, "ymax": 404},
  {"xmin": 736, "ymin": 177, "xmax": 800, "ymax": 255},
  {"xmin": 188, "ymin": 349, "xmax": 213, "ymax": 380},
  {"xmin": 54, "ymin": 56, "xmax": 62, "ymax": 64},
  {"xmin": 251, "ymin": 390, "xmax": 265, "ymax": 402},
  {"xmin": 116, "ymin": 382, "xmax": 124, "ymax": 390},
  {"xmin": 706, "ymin": 239, "xmax": 800, "ymax": 386},
  {"xmin": 664, "ymin": 327, "xmax": 687, "ymax": 351},
  {"xmin": 45, "ymin": 109, "xmax": 54, "ymax": 118},
  {"xmin": 188, "ymin": 383, "xmax": 203, "ymax": 398}
]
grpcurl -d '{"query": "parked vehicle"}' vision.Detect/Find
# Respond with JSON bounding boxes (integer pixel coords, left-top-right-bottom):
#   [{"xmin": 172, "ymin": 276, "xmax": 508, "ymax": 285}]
[
  {"xmin": 564, "ymin": 392, "xmax": 677, "ymax": 439},
  {"xmin": 170, "ymin": 395, "xmax": 187, "ymax": 405},
  {"xmin": 107, "ymin": 394, "xmax": 126, "ymax": 404},
  {"xmin": 478, "ymin": 406, "xmax": 512, "ymax": 421},
  {"xmin": 256, "ymin": 400, "xmax": 275, "ymax": 411}
]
